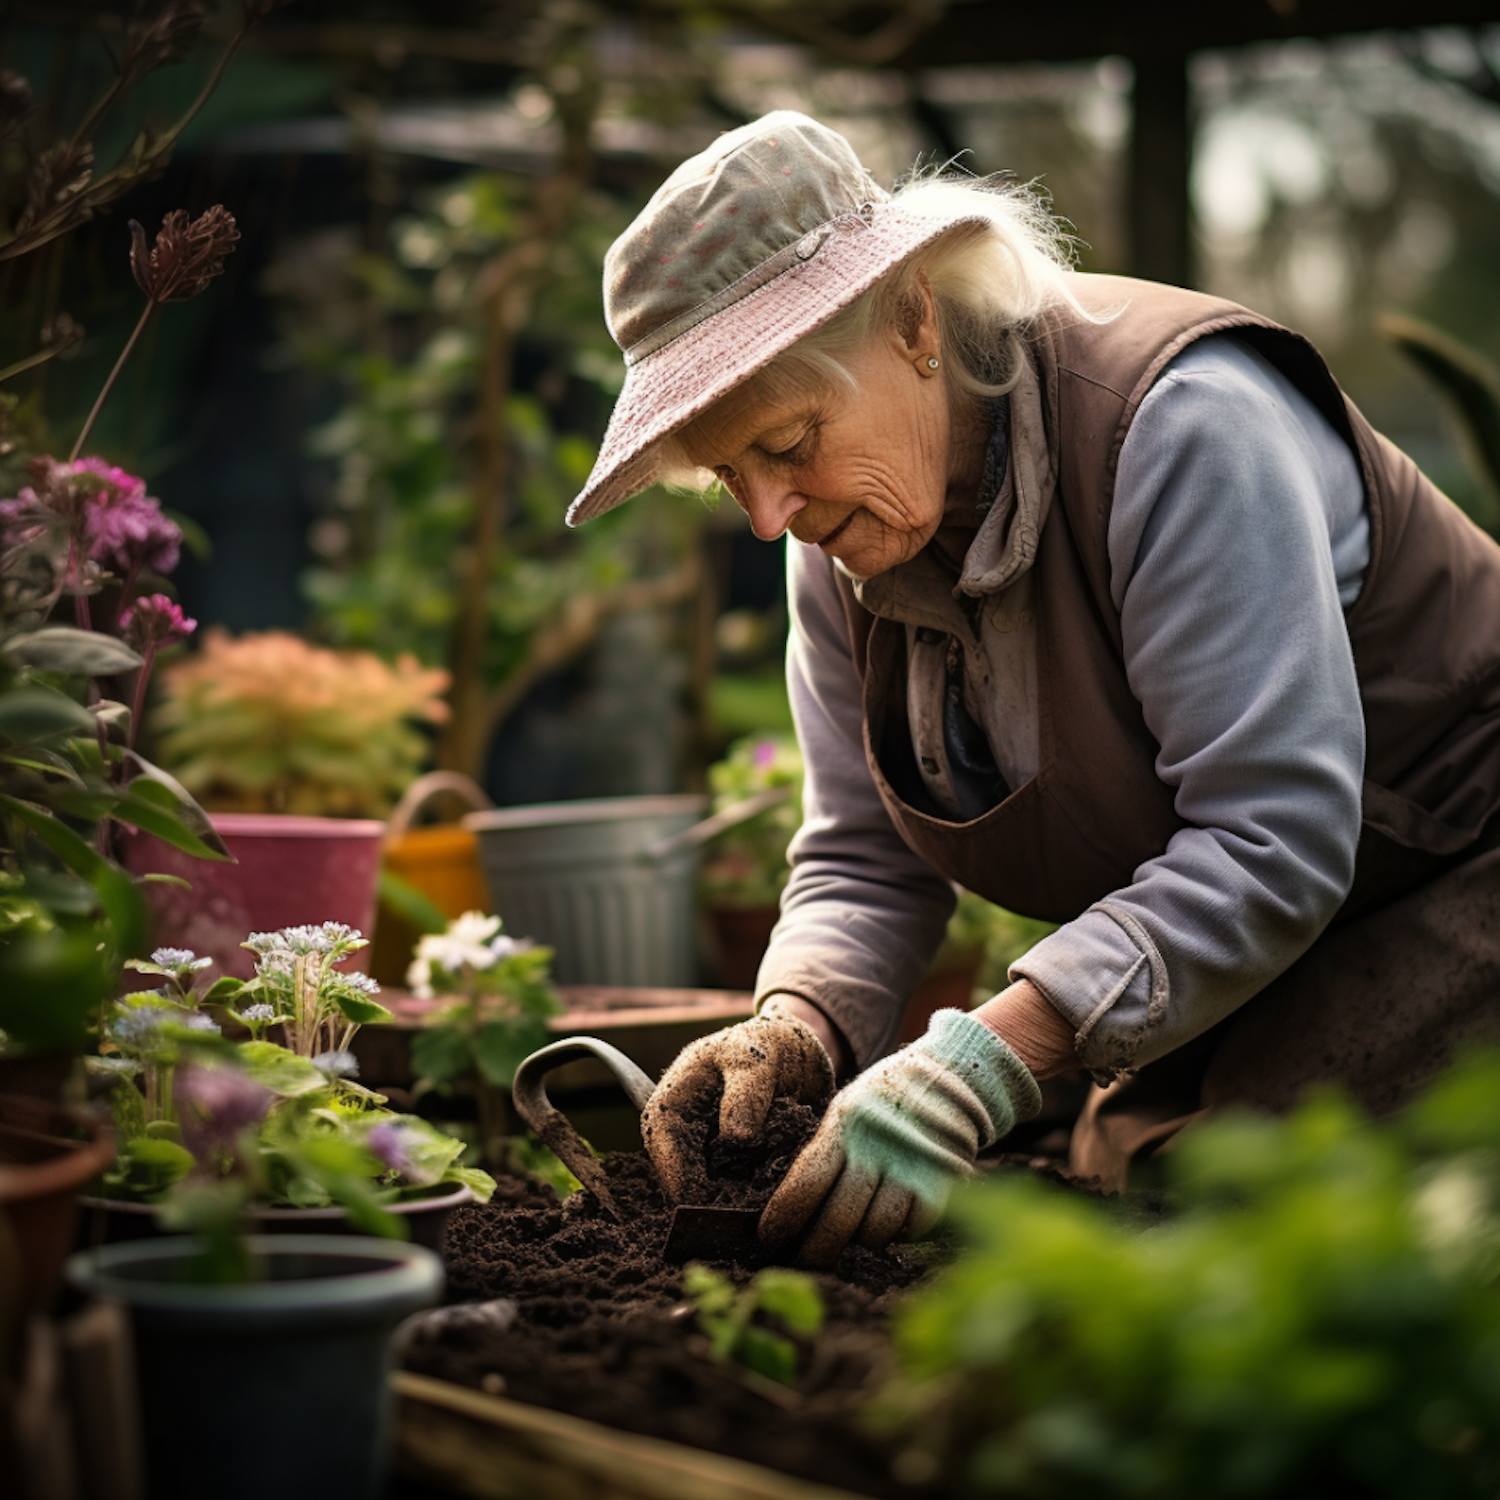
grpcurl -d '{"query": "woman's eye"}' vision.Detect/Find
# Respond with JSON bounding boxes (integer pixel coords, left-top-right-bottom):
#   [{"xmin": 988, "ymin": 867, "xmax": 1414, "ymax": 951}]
[{"xmin": 767, "ymin": 431, "xmax": 815, "ymax": 465}]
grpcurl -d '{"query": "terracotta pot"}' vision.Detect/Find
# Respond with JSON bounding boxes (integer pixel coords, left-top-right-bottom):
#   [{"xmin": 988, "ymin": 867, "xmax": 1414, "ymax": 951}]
[
  {"xmin": 0, "ymin": 1099, "xmax": 115, "ymax": 1318},
  {"xmin": 900, "ymin": 945, "xmax": 986, "ymax": 1044},
  {"xmin": 67, "ymin": 1234, "xmax": 442, "ymax": 1500},
  {"xmin": 122, "ymin": 812, "xmax": 386, "ymax": 979},
  {"xmin": 703, "ymin": 903, "xmax": 780, "ymax": 991},
  {"xmin": 78, "ymin": 1180, "xmax": 474, "ymax": 1257}
]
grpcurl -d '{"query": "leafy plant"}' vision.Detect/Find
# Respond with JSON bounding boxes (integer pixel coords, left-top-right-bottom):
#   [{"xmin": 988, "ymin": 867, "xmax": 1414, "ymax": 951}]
[
  {"xmin": 407, "ymin": 910, "xmax": 562, "ymax": 1166},
  {"xmin": 683, "ymin": 1261, "xmax": 826, "ymax": 1387},
  {"xmin": 872, "ymin": 1050, "xmax": 1500, "ymax": 1498},
  {"xmin": 0, "ymin": 210, "xmax": 242, "ymax": 1057},
  {"xmin": 698, "ymin": 733, "xmax": 804, "ymax": 909},
  {"xmin": 92, "ymin": 926, "xmax": 495, "ymax": 1280},
  {"xmin": 150, "ymin": 627, "xmax": 451, "ymax": 817},
  {"xmin": 272, "ymin": 132, "xmax": 702, "ymax": 783}
]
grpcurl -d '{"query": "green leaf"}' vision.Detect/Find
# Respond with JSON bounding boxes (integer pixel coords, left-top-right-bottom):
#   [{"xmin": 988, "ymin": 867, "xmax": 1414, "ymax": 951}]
[
  {"xmin": 2, "ymin": 626, "xmax": 143, "ymax": 676},
  {"xmin": 121, "ymin": 753, "xmax": 231, "ymax": 858},
  {"xmin": 236, "ymin": 1040, "xmax": 330, "ymax": 1097},
  {"xmin": 753, "ymin": 1270, "xmax": 825, "ymax": 1336},
  {"xmin": 109, "ymin": 790, "xmax": 227, "ymax": 861},
  {"xmin": 737, "ymin": 1327, "xmax": 798, "ymax": 1386},
  {"xmin": 0, "ymin": 686, "xmax": 97, "ymax": 742},
  {"xmin": 0, "ymin": 793, "xmax": 148, "ymax": 956},
  {"xmin": 333, "ymin": 991, "xmax": 393, "ymax": 1026},
  {"xmin": 410, "ymin": 1023, "xmax": 475, "ymax": 1084},
  {"xmin": 377, "ymin": 866, "xmax": 449, "ymax": 936},
  {"xmin": 0, "ymin": 917, "xmax": 114, "ymax": 1052},
  {"xmin": 474, "ymin": 1014, "xmax": 550, "ymax": 1088}
]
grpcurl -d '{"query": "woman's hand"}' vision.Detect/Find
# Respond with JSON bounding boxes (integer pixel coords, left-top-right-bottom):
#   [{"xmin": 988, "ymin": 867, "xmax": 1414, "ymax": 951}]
[
  {"xmin": 758, "ymin": 1006, "xmax": 1045, "ymax": 1268},
  {"xmin": 640, "ymin": 999, "xmax": 836, "ymax": 1204}
]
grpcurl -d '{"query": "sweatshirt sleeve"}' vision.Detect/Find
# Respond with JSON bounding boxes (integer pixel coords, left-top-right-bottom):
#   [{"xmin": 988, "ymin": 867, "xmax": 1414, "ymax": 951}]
[
  {"xmin": 754, "ymin": 539, "xmax": 958, "ymax": 1068},
  {"xmin": 1011, "ymin": 336, "xmax": 1368, "ymax": 1078}
]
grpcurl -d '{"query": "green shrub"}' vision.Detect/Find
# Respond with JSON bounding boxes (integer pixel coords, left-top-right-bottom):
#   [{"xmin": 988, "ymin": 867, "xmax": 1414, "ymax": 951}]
[{"xmin": 873, "ymin": 1051, "xmax": 1500, "ymax": 1498}]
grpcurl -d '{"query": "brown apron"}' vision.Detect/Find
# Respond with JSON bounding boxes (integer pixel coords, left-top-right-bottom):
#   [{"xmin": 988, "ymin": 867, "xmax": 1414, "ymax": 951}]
[{"xmin": 1073, "ymin": 822, "xmax": 1500, "ymax": 1190}]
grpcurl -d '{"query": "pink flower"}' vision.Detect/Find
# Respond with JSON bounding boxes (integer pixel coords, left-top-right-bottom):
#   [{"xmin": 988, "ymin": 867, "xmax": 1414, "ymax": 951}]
[
  {"xmin": 3, "ymin": 456, "xmax": 183, "ymax": 581},
  {"xmin": 121, "ymin": 592, "xmax": 196, "ymax": 648}
]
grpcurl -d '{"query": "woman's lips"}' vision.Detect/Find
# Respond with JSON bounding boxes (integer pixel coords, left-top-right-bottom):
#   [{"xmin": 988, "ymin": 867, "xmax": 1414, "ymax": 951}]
[{"xmin": 816, "ymin": 514, "xmax": 855, "ymax": 549}]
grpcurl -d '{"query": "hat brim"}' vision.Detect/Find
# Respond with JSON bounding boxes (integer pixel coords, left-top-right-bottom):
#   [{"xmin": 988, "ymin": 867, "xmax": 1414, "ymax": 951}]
[{"xmin": 566, "ymin": 204, "xmax": 993, "ymax": 527}]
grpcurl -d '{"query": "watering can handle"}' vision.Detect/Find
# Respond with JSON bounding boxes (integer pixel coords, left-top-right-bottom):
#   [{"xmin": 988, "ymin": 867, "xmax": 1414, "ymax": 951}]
[
  {"xmin": 511, "ymin": 1037, "xmax": 657, "ymax": 1217},
  {"xmin": 387, "ymin": 770, "xmax": 494, "ymax": 839},
  {"xmin": 643, "ymin": 783, "xmax": 793, "ymax": 863}
]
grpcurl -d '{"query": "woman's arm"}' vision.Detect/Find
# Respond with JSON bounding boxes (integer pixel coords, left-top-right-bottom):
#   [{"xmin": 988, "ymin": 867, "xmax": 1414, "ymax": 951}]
[
  {"xmin": 754, "ymin": 539, "xmax": 959, "ymax": 1070},
  {"xmin": 1012, "ymin": 336, "xmax": 1368, "ymax": 1079}
]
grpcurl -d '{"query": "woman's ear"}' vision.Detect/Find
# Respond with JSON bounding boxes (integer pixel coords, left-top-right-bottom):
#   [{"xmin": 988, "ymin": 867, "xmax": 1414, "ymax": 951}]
[{"xmin": 892, "ymin": 271, "xmax": 941, "ymax": 366}]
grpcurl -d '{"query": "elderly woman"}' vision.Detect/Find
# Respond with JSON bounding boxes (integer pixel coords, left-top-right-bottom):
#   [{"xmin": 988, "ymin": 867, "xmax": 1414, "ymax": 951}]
[{"xmin": 566, "ymin": 111, "xmax": 1500, "ymax": 1266}]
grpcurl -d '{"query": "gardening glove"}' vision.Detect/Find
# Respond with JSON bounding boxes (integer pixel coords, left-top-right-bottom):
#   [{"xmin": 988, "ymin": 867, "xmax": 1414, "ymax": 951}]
[
  {"xmin": 759, "ymin": 1008, "xmax": 1042, "ymax": 1268},
  {"xmin": 642, "ymin": 999, "xmax": 835, "ymax": 1204}
]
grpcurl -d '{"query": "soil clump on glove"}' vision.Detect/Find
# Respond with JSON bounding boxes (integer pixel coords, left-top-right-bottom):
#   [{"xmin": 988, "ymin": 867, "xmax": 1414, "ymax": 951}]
[{"xmin": 399, "ymin": 1094, "xmax": 946, "ymax": 1499}]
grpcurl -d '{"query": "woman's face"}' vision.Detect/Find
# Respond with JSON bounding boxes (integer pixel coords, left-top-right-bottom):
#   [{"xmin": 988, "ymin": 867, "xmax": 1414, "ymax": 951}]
[{"xmin": 680, "ymin": 306, "xmax": 957, "ymax": 579}]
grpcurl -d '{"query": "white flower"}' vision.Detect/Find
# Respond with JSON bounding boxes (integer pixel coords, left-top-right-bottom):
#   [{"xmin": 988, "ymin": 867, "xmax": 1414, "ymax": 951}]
[
  {"xmin": 238, "ymin": 1003, "xmax": 276, "ymax": 1023},
  {"xmin": 312, "ymin": 1049, "xmax": 359, "ymax": 1078},
  {"xmin": 151, "ymin": 947, "xmax": 210, "ymax": 971}
]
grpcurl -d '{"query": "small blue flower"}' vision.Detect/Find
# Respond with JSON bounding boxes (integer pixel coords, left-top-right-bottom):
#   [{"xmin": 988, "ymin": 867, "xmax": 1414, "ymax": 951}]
[
  {"xmin": 238, "ymin": 1003, "xmax": 276, "ymax": 1023},
  {"xmin": 151, "ymin": 947, "xmax": 210, "ymax": 971},
  {"xmin": 312, "ymin": 1049, "xmax": 359, "ymax": 1079},
  {"xmin": 344, "ymin": 971, "xmax": 381, "ymax": 995},
  {"xmin": 179, "ymin": 1013, "xmax": 221, "ymax": 1035}
]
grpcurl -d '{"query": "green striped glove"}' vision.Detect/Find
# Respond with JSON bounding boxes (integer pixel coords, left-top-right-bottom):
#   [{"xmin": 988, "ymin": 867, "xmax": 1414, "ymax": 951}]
[{"xmin": 759, "ymin": 1008, "xmax": 1042, "ymax": 1267}]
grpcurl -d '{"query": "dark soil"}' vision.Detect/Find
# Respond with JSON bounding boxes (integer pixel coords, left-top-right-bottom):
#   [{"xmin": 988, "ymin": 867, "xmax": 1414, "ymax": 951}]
[{"xmin": 399, "ymin": 1095, "xmax": 950, "ymax": 1499}]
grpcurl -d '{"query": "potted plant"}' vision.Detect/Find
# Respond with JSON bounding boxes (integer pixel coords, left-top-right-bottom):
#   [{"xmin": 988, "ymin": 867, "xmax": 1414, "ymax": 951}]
[
  {"xmin": 404, "ymin": 909, "xmax": 564, "ymax": 1168},
  {"xmin": 125, "ymin": 627, "xmax": 452, "ymax": 975},
  {"xmin": 67, "ymin": 1023, "xmax": 446, "ymax": 1500},
  {"xmin": 81, "ymin": 921, "xmax": 496, "ymax": 1254},
  {"xmin": 1, "ymin": 211, "xmax": 240, "ymax": 1330},
  {"xmin": 697, "ymin": 733, "xmax": 804, "ymax": 990}
]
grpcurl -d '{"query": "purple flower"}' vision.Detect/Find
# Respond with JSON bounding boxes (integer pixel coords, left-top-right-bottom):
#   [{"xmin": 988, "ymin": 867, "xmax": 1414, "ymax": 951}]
[
  {"xmin": 174, "ymin": 1065, "xmax": 272, "ymax": 1163},
  {"xmin": 2, "ymin": 456, "xmax": 182, "ymax": 587},
  {"xmin": 753, "ymin": 739, "xmax": 777, "ymax": 768},
  {"xmin": 76, "ymin": 460, "xmax": 181, "ymax": 578},
  {"xmin": 121, "ymin": 593, "xmax": 196, "ymax": 648},
  {"xmin": 368, "ymin": 1119, "xmax": 418, "ymax": 1178}
]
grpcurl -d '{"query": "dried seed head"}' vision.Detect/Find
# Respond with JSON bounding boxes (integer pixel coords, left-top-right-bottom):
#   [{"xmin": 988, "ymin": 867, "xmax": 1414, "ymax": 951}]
[
  {"xmin": 17, "ymin": 142, "xmax": 94, "ymax": 232},
  {"xmin": 41, "ymin": 313, "xmax": 84, "ymax": 356},
  {"xmin": 241, "ymin": 0, "xmax": 293, "ymax": 26},
  {"xmin": 129, "ymin": 204, "xmax": 240, "ymax": 303},
  {"xmin": 124, "ymin": 3, "xmax": 208, "ymax": 79},
  {"xmin": 0, "ymin": 71, "xmax": 35, "ymax": 143}
]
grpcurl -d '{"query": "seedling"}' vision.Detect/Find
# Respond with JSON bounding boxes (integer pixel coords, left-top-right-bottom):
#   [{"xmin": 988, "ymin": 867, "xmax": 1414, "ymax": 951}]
[{"xmin": 682, "ymin": 1262, "xmax": 825, "ymax": 1387}]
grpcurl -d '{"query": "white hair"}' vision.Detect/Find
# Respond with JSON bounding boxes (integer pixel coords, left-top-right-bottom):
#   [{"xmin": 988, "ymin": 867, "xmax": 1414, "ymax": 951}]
[{"xmin": 656, "ymin": 171, "xmax": 1099, "ymax": 488}]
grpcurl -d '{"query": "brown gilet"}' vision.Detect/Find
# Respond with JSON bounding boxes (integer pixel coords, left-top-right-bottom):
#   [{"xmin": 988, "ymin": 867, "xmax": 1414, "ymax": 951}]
[{"xmin": 837, "ymin": 274, "xmax": 1500, "ymax": 927}]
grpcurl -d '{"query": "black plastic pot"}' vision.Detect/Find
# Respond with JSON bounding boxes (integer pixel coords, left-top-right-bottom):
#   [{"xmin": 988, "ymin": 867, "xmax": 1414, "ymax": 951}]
[{"xmin": 66, "ymin": 1233, "xmax": 442, "ymax": 1500}]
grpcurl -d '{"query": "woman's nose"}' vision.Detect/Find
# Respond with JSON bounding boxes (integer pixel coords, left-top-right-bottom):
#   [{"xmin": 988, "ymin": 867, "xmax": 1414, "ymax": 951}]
[{"xmin": 736, "ymin": 473, "xmax": 806, "ymax": 541}]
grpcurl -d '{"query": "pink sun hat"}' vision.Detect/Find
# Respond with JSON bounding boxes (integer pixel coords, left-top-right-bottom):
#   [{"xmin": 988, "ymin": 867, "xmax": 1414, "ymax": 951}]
[{"xmin": 566, "ymin": 111, "xmax": 994, "ymax": 527}]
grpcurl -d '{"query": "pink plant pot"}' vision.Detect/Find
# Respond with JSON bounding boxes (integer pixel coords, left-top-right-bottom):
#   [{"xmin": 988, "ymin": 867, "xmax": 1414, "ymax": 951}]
[{"xmin": 123, "ymin": 813, "xmax": 386, "ymax": 980}]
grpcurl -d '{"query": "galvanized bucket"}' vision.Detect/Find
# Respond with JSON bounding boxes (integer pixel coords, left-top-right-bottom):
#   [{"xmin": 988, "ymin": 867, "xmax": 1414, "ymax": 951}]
[{"xmin": 464, "ymin": 789, "xmax": 787, "ymax": 988}]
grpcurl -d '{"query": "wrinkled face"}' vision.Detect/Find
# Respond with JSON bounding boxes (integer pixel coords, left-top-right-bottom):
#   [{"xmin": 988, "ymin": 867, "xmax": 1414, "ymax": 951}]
[{"xmin": 680, "ymin": 329, "xmax": 954, "ymax": 579}]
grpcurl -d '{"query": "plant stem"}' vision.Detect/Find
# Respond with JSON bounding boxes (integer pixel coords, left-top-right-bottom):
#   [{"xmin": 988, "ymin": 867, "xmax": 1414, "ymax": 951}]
[
  {"xmin": 70, "ymin": 299, "xmax": 157, "ymax": 461},
  {"xmin": 128, "ymin": 638, "xmax": 155, "ymax": 754}
]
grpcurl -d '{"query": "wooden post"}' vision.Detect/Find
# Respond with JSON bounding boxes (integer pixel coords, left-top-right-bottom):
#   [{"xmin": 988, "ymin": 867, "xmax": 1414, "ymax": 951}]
[{"xmin": 1128, "ymin": 50, "xmax": 1194, "ymax": 288}]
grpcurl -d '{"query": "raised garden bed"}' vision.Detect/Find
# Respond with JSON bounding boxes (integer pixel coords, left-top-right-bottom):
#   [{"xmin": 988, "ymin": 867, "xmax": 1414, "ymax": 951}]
[{"xmin": 392, "ymin": 1104, "xmax": 953, "ymax": 1500}]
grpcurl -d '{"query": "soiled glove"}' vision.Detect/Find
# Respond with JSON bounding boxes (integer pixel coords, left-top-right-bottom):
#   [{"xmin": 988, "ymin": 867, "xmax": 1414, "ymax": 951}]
[
  {"xmin": 759, "ymin": 1008, "xmax": 1042, "ymax": 1268},
  {"xmin": 641, "ymin": 1000, "xmax": 835, "ymax": 1204}
]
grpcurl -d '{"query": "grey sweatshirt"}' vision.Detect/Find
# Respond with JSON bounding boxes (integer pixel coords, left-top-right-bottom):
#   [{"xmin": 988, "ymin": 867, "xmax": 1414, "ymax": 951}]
[{"xmin": 756, "ymin": 334, "xmax": 1370, "ymax": 1078}]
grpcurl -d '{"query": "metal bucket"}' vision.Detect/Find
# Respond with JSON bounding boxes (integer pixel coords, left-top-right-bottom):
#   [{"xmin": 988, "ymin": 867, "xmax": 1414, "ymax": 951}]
[{"xmin": 464, "ymin": 794, "xmax": 711, "ymax": 987}]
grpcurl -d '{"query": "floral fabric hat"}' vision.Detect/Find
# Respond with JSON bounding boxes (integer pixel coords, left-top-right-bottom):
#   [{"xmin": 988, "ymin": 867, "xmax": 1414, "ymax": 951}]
[{"xmin": 567, "ymin": 110, "xmax": 992, "ymax": 526}]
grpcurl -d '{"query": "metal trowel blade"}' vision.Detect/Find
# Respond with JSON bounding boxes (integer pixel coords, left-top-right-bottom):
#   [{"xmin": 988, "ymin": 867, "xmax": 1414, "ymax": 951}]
[{"xmin": 664, "ymin": 1205, "xmax": 766, "ymax": 1264}]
